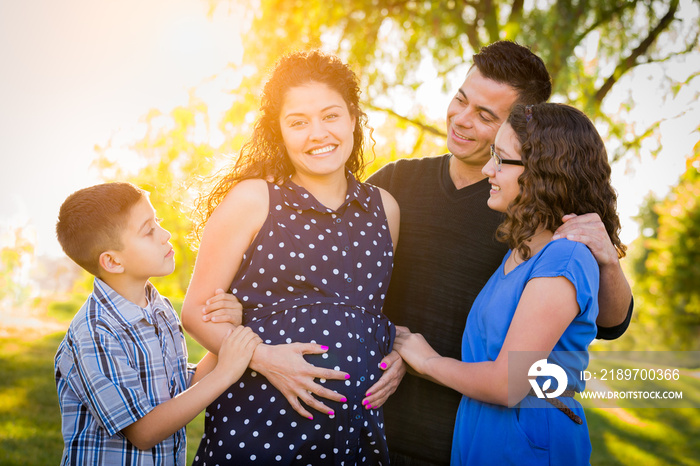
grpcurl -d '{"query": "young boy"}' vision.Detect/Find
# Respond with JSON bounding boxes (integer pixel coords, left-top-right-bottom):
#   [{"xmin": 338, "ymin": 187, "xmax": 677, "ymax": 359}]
[{"xmin": 54, "ymin": 182, "xmax": 259, "ymax": 465}]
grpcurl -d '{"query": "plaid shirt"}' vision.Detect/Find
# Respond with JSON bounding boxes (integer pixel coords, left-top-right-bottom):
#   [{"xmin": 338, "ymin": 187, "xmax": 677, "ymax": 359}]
[{"xmin": 55, "ymin": 278, "xmax": 195, "ymax": 465}]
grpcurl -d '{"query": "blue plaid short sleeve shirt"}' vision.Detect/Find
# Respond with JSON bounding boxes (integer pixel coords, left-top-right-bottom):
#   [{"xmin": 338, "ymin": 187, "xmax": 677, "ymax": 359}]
[{"xmin": 55, "ymin": 278, "xmax": 195, "ymax": 465}]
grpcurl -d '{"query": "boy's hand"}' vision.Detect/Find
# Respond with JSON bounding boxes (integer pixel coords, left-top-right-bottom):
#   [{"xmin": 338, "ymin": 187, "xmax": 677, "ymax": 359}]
[
  {"xmin": 215, "ymin": 326, "xmax": 262, "ymax": 385},
  {"xmin": 202, "ymin": 288, "xmax": 243, "ymax": 326}
]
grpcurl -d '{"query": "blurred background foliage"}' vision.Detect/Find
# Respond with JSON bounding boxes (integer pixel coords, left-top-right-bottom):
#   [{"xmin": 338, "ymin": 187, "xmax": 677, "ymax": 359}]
[
  {"xmin": 17, "ymin": 0, "xmax": 698, "ymax": 351},
  {"xmin": 1, "ymin": 1, "xmax": 699, "ymax": 463},
  {"xmin": 623, "ymin": 148, "xmax": 700, "ymax": 350}
]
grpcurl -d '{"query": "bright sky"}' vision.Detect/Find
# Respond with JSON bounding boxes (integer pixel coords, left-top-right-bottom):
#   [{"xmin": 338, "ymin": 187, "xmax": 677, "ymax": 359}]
[
  {"xmin": 0, "ymin": 0, "xmax": 698, "ymax": 259},
  {"xmin": 0, "ymin": 0, "xmax": 243, "ymax": 256}
]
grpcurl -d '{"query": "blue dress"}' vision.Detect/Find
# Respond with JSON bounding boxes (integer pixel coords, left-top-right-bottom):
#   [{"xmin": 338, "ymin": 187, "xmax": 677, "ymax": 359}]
[
  {"xmin": 451, "ymin": 239, "xmax": 598, "ymax": 466},
  {"xmin": 193, "ymin": 174, "xmax": 395, "ymax": 465}
]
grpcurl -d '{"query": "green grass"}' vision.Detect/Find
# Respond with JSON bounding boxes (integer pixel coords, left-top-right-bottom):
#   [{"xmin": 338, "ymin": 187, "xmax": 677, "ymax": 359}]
[
  {"xmin": 587, "ymin": 407, "xmax": 700, "ymax": 465},
  {"xmin": 0, "ymin": 332, "xmax": 64, "ymax": 465},
  {"xmin": 0, "ymin": 305, "xmax": 208, "ymax": 465},
  {"xmin": 582, "ymin": 356, "xmax": 700, "ymax": 465},
  {"xmin": 184, "ymin": 335, "xmax": 207, "ymax": 465},
  {"xmin": 1, "ymin": 306, "xmax": 699, "ymax": 465}
]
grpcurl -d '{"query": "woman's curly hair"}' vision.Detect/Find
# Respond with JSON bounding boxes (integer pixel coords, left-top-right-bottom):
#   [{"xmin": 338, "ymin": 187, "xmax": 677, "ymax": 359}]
[
  {"xmin": 497, "ymin": 103, "xmax": 627, "ymax": 260},
  {"xmin": 194, "ymin": 50, "xmax": 369, "ymax": 239}
]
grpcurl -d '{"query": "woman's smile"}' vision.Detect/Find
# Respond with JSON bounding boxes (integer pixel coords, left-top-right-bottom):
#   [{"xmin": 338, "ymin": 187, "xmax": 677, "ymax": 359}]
[{"xmin": 308, "ymin": 144, "xmax": 338, "ymax": 156}]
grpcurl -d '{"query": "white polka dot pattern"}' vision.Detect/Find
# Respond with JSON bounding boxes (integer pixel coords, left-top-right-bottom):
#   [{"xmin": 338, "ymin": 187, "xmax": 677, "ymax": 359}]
[{"xmin": 193, "ymin": 175, "xmax": 394, "ymax": 465}]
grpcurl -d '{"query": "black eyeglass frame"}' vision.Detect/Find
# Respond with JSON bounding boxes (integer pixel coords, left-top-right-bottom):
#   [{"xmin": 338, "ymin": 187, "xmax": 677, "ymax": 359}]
[{"xmin": 490, "ymin": 144, "xmax": 524, "ymax": 172}]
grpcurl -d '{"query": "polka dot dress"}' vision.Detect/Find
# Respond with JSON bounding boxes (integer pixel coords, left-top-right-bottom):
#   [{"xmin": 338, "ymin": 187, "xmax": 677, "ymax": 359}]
[{"xmin": 193, "ymin": 174, "xmax": 395, "ymax": 466}]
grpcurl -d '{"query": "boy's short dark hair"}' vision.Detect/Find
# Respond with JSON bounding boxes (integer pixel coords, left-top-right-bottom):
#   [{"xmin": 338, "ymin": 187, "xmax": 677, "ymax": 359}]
[
  {"xmin": 56, "ymin": 182, "xmax": 146, "ymax": 277},
  {"xmin": 473, "ymin": 40, "xmax": 552, "ymax": 106}
]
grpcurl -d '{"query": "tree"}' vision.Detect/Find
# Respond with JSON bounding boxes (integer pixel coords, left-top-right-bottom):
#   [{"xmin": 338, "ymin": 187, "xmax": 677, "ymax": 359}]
[
  {"xmin": 624, "ymin": 141, "xmax": 700, "ymax": 350},
  {"xmin": 213, "ymin": 0, "xmax": 699, "ymax": 161},
  {"xmin": 0, "ymin": 226, "xmax": 35, "ymax": 307},
  {"xmin": 94, "ymin": 95, "xmax": 219, "ymax": 300},
  {"xmin": 95, "ymin": 0, "xmax": 700, "ymax": 298}
]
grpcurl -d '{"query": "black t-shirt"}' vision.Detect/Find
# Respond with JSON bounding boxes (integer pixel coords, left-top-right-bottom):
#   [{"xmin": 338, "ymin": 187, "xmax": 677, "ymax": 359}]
[{"xmin": 368, "ymin": 154, "xmax": 508, "ymax": 465}]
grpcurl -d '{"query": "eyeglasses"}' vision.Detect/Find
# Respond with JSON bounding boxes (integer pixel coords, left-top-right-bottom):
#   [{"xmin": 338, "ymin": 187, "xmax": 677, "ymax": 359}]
[{"xmin": 490, "ymin": 145, "xmax": 524, "ymax": 172}]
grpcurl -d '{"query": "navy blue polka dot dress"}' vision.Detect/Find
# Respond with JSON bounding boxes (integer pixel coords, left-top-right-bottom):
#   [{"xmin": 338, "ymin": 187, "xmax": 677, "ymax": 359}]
[{"xmin": 193, "ymin": 173, "xmax": 395, "ymax": 465}]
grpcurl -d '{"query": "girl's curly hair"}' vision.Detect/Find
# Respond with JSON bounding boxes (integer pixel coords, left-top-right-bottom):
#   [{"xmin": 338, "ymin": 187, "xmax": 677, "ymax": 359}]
[
  {"xmin": 194, "ymin": 50, "xmax": 369, "ymax": 239},
  {"xmin": 497, "ymin": 103, "xmax": 626, "ymax": 260}
]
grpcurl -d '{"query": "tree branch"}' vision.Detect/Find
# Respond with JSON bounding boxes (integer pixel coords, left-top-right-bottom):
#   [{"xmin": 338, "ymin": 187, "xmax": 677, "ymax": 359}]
[
  {"xmin": 612, "ymin": 119, "xmax": 663, "ymax": 163},
  {"xmin": 462, "ymin": 0, "xmax": 482, "ymax": 51},
  {"xmin": 409, "ymin": 128, "xmax": 426, "ymax": 158},
  {"xmin": 505, "ymin": 0, "xmax": 525, "ymax": 36},
  {"xmin": 439, "ymin": 60, "xmax": 471, "ymax": 81},
  {"xmin": 365, "ymin": 103, "xmax": 446, "ymax": 137},
  {"xmin": 572, "ymin": 1, "xmax": 639, "ymax": 47},
  {"xmin": 481, "ymin": 0, "xmax": 501, "ymax": 43},
  {"xmin": 634, "ymin": 39, "xmax": 700, "ymax": 69},
  {"xmin": 594, "ymin": 0, "xmax": 680, "ymax": 105},
  {"xmin": 463, "ymin": 0, "xmax": 479, "ymax": 9}
]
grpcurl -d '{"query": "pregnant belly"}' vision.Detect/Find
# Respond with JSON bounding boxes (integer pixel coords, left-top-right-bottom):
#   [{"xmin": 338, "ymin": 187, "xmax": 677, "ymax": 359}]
[{"xmin": 246, "ymin": 305, "xmax": 394, "ymax": 398}]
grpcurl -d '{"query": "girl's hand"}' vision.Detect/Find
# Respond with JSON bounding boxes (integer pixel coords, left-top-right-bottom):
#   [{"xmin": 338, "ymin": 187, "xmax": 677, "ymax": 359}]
[
  {"xmin": 201, "ymin": 288, "xmax": 243, "ymax": 326},
  {"xmin": 393, "ymin": 330, "xmax": 441, "ymax": 376},
  {"xmin": 214, "ymin": 326, "xmax": 262, "ymax": 385}
]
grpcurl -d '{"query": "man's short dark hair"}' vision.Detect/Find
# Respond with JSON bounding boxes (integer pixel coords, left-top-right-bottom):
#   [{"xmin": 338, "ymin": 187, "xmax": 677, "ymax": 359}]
[
  {"xmin": 56, "ymin": 182, "xmax": 146, "ymax": 277},
  {"xmin": 473, "ymin": 40, "xmax": 552, "ymax": 105}
]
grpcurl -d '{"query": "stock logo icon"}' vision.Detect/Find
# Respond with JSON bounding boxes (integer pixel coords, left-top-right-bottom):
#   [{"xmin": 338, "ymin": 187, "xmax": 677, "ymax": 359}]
[{"xmin": 528, "ymin": 359, "xmax": 568, "ymax": 399}]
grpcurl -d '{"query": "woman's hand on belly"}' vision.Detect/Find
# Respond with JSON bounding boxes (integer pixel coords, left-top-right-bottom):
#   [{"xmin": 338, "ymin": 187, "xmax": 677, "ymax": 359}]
[
  {"xmin": 250, "ymin": 343, "xmax": 351, "ymax": 419},
  {"xmin": 361, "ymin": 350, "xmax": 407, "ymax": 409}
]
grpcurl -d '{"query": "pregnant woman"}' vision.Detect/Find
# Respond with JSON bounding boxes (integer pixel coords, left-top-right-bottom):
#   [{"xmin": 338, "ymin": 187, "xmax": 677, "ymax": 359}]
[{"xmin": 181, "ymin": 50, "xmax": 400, "ymax": 465}]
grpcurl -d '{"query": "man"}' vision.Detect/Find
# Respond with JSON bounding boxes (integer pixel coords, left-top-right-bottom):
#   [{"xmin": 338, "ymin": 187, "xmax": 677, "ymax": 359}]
[{"xmin": 365, "ymin": 41, "xmax": 633, "ymax": 466}]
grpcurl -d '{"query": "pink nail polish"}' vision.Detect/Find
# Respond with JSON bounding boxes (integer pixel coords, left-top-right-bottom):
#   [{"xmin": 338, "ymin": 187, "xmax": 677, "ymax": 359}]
[
  {"xmin": 340, "ymin": 397, "xmax": 347, "ymax": 402},
  {"xmin": 366, "ymin": 392, "xmax": 372, "ymax": 396},
  {"xmin": 328, "ymin": 410, "xmax": 334, "ymax": 416},
  {"xmin": 362, "ymin": 399, "xmax": 368, "ymax": 405},
  {"xmin": 308, "ymin": 415, "xmax": 314, "ymax": 420},
  {"xmin": 345, "ymin": 374, "xmax": 351, "ymax": 379},
  {"xmin": 380, "ymin": 362, "xmax": 387, "ymax": 369},
  {"xmin": 320, "ymin": 345, "xmax": 329, "ymax": 351}
]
